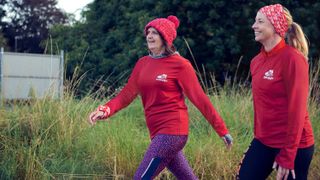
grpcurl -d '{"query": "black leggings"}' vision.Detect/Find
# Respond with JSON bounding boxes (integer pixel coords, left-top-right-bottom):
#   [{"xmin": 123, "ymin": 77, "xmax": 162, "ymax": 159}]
[{"xmin": 237, "ymin": 138, "xmax": 314, "ymax": 180}]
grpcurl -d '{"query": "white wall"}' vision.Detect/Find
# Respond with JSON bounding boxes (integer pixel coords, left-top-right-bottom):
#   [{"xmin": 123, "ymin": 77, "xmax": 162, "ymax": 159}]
[{"xmin": 0, "ymin": 49, "xmax": 63, "ymax": 100}]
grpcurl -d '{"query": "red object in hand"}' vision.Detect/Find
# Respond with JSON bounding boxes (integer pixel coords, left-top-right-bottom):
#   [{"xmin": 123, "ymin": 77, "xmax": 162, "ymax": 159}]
[{"xmin": 97, "ymin": 105, "xmax": 110, "ymax": 119}]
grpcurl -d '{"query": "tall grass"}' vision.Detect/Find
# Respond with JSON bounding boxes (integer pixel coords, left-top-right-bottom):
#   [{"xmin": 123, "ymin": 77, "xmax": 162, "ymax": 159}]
[{"xmin": 0, "ymin": 62, "xmax": 319, "ymax": 179}]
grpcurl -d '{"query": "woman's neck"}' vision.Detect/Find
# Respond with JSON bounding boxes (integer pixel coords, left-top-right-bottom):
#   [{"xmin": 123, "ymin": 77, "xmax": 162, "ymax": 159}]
[
  {"xmin": 150, "ymin": 47, "xmax": 165, "ymax": 56},
  {"xmin": 262, "ymin": 35, "xmax": 282, "ymax": 52}
]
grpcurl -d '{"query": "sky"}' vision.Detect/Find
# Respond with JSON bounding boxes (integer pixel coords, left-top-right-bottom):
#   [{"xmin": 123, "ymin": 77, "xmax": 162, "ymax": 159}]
[{"xmin": 57, "ymin": 0, "xmax": 94, "ymax": 20}]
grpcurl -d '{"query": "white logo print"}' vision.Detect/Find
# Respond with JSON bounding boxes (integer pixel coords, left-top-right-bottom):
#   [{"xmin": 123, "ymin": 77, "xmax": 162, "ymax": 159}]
[
  {"xmin": 156, "ymin": 74, "xmax": 168, "ymax": 82},
  {"xmin": 263, "ymin": 69, "xmax": 274, "ymax": 80}
]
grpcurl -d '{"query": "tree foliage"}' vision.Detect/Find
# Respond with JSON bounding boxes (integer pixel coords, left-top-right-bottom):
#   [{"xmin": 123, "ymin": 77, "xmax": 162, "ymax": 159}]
[
  {"xmin": 1, "ymin": 0, "xmax": 67, "ymax": 53},
  {"xmin": 0, "ymin": 31, "xmax": 7, "ymax": 49},
  {"xmin": 0, "ymin": 0, "xmax": 7, "ymax": 48},
  {"xmin": 51, "ymin": 0, "xmax": 320, "ymax": 95}
]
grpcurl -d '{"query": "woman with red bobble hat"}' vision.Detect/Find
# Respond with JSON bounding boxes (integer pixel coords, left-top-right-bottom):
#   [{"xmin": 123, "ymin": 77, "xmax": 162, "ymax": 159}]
[
  {"xmin": 88, "ymin": 15, "xmax": 233, "ymax": 179},
  {"xmin": 237, "ymin": 4, "xmax": 314, "ymax": 180}
]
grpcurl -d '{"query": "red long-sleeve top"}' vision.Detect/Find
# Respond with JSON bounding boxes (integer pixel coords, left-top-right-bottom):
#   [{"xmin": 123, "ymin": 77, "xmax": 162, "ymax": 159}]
[
  {"xmin": 105, "ymin": 54, "xmax": 229, "ymax": 139},
  {"xmin": 250, "ymin": 39, "xmax": 314, "ymax": 169}
]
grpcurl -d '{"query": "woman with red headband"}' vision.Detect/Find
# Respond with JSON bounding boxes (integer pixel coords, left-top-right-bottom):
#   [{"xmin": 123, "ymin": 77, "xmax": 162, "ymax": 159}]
[
  {"xmin": 88, "ymin": 15, "xmax": 233, "ymax": 179},
  {"xmin": 237, "ymin": 4, "xmax": 314, "ymax": 180}
]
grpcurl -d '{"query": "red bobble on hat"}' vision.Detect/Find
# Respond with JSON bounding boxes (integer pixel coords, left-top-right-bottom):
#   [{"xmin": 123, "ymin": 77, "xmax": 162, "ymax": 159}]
[
  {"xmin": 167, "ymin": 15, "xmax": 180, "ymax": 29},
  {"xmin": 145, "ymin": 15, "xmax": 180, "ymax": 47}
]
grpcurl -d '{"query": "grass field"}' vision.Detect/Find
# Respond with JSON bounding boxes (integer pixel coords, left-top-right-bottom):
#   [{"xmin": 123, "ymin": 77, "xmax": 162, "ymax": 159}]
[{"xmin": 0, "ymin": 82, "xmax": 319, "ymax": 179}]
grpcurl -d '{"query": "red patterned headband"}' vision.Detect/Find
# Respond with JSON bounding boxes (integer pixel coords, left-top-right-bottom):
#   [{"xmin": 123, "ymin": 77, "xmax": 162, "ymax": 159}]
[{"xmin": 259, "ymin": 4, "xmax": 288, "ymax": 37}]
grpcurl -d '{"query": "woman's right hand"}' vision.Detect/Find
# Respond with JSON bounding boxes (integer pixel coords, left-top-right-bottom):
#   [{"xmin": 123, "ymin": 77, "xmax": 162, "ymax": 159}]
[
  {"xmin": 222, "ymin": 133, "xmax": 233, "ymax": 150},
  {"xmin": 88, "ymin": 105, "xmax": 110, "ymax": 125}
]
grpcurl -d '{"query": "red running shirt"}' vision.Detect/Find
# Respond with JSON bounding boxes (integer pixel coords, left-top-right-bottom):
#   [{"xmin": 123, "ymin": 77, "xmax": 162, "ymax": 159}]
[
  {"xmin": 105, "ymin": 54, "xmax": 229, "ymax": 139},
  {"xmin": 251, "ymin": 39, "xmax": 314, "ymax": 169}
]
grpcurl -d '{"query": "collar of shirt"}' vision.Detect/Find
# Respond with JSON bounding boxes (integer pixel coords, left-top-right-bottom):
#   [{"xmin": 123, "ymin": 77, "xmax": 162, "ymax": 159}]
[{"xmin": 149, "ymin": 51, "xmax": 180, "ymax": 59}]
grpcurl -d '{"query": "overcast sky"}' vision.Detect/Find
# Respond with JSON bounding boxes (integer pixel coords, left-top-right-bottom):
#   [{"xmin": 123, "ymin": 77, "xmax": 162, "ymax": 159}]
[{"xmin": 57, "ymin": 0, "xmax": 94, "ymax": 20}]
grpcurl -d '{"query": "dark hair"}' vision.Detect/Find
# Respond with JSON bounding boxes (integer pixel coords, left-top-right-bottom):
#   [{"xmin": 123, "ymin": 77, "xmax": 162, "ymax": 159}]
[{"xmin": 156, "ymin": 32, "xmax": 176, "ymax": 55}]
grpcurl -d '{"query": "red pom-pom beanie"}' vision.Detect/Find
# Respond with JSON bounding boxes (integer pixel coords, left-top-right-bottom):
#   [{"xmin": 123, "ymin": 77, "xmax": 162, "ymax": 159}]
[{"xmin": 144, "ymin": 15, "xmax": 180, "ymax": 47}]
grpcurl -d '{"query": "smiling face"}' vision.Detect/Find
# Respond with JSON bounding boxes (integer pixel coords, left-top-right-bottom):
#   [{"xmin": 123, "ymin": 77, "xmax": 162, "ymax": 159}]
[
  {"xmin": 252, "ymin": 11, "xmax": 277, "ymax": 44},
  {"xmin": 146, "ymin": 27, "xmax": 165, "ymax": 56}
]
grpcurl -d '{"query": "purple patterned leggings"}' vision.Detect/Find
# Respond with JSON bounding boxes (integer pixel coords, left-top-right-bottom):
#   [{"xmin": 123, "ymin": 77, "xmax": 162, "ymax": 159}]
[{"xmin": 134, "ymin": 134, "xmax": 198, "ymax": 180}]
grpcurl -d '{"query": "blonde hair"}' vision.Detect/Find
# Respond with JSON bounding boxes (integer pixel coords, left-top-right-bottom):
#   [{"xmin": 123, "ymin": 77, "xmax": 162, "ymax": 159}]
[{"xmin": 283, "ymin": 7, "xmax": 309, "ymax": 59}]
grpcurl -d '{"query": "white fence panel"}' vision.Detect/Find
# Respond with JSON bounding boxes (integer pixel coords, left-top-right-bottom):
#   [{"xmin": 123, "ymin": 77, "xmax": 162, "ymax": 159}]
[{"xmin": 0, "ymin": 48, "xmax": 64, "ymax": 100}]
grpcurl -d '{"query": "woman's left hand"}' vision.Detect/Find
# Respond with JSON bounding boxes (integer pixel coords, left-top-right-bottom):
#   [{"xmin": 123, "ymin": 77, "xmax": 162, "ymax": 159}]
[{"xmin": 273, "ymin": 162, "xmax": 296, "ymax": 180}]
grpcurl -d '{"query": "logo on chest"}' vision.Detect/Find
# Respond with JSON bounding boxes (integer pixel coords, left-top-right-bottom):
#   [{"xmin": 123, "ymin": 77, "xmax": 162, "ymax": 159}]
[
  {"xmin": 263, "ymin": 69, "xmax": 274, "ymax": 80},
  {"xmin": 156, "ymin": 74, "xmax": 168, "ymax": 82}
]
